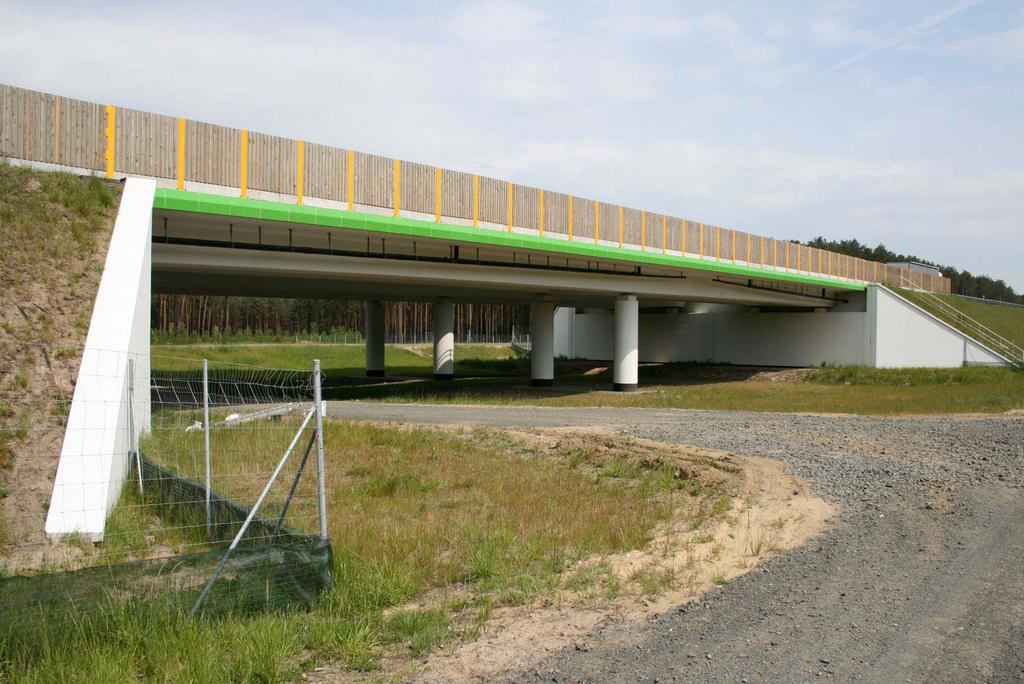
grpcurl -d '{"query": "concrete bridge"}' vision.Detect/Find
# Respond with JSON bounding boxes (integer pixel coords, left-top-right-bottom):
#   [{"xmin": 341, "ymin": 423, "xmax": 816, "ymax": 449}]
[{"xmin": 1, "ymin": 83, "xmax": 1009, "ymax": 538}]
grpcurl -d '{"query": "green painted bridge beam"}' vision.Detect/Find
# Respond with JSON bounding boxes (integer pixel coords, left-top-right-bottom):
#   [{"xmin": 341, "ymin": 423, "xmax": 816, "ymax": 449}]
[{"xmin": 153, "ymin": 188, "xmax": 866, "ymax": 293}]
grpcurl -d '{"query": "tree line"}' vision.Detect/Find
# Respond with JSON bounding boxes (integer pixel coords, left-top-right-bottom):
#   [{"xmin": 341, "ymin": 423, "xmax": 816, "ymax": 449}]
[
  {"xmin": 151, "ymin": 295, "xmax": 530, "ymax": 343},
  {"xmin": 805, "ymin": 237, "xmax": 1022, "ymax": 304}
]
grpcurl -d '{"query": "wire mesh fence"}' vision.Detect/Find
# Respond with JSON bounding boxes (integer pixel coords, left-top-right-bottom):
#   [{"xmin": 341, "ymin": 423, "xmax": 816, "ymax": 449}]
[{"xmin": 0, "ymin": 345, "xmax": 333, "ymax": 631}]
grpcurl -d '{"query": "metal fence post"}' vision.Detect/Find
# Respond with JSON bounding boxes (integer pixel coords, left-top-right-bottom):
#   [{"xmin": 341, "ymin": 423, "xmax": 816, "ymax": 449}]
[
  {"xmin": 313, "ymin": 359, "xmax": 328, "ymax": 539},
  {"xmin": 127, "ymin": 358, "xmax": 143, "ymax": 496},
  {"xmin": 203, "ymin": 358, "xmax": 212, "ymax": 540}
]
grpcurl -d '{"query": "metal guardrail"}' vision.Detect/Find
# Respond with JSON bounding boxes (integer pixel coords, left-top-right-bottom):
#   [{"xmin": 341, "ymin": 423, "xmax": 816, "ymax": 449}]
[
  {"xmin": 899, "ymin": 277, "xmax": 1024, "ymax": 368},
  {"xmin": 948, "ymin": 293, "xmax": 1024, "ymax": 309}
]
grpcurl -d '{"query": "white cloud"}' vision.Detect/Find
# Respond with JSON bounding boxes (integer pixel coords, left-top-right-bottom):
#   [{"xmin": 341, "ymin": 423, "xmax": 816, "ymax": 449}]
[
  {"xmin": 830, "ymin": 0, "xmax": 982, "ymax": 70},
  {"xmin": 695, "ymin": 12, "xmax": 783, "ymax": 66},
  {"xmin": 944, "ymin": 24, "xmax": 1024, "ymax": 63},
  {"xmin": 809, "ymin": 17, "xmax": 873, "ymax": 48}
]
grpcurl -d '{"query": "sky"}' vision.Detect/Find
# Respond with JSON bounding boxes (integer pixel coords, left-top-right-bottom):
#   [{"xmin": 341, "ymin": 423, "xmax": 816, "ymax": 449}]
[{"xmin": 1, "ymin": 0, "xmax": 1021, "ymax": 289}]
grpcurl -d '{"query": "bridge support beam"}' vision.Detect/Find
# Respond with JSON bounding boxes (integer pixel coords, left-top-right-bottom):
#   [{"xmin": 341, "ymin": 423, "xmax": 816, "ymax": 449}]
[
  {"xmin": 365, "ymin": 300, "xmax": 385, "ymax": 377},
  {"xmin": 613, "ymin": 294, "xmax": 639, "ymax": 391},
  {"xmin": 433, "ymin": 297, "xmax": 455, "ymax": 380},
  {"xmin": 530, "ymin": 297, "xmax": 555, "ymax": 387}
]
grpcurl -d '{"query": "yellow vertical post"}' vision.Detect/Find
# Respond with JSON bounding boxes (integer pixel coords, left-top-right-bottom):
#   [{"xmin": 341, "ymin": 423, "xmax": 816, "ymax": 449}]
[
  {"xmin": 472, "ymin": 174, "xmax": 479, "ymax": 227},
  {"xmin": 346, "ymin": 150, "xmax": 354, "ymax": 211},
  {"xmin": 435, "ymin": 166, "xmax": 441, "ymax": 223},
  {"xmin": 715, "ymin": 227, "xmax": 721, "ymax": 261},
  {"xmin": 568, "ymin": 195, "xmax": 574, "ymax": 240},
  {"xmin": 507, "ymin": 181, "xmax": 513, "ymax": 232},
  {"xmin": 539, "ymin": 189, "xmax": 545, "ymax": 236},
  {"xmin": 52, "ymin": 96, "xmax": 61, "ymax": 164},
  {"xmin": 786, "ymin": 242, "xmax": 790, "ymax": 270},
  {"xmin": 392, "ymin": 158, "xmax": 400, "ymax": 216},
  {"xmin": 296, "ymin": 140, "xmax": 305, "ymax": 205},
  {"xmin": 618, "ymin": 206, "xmax": 623, "ymax": 248},
  {"xmin": 746, "ymin": 233, "xmax": 751, "ymax": 265},
  {"xmin": 699, "ymin": 223, "xmax": 704, "ymax": 258},
  {"xmin": 797, "ymin": 244, "xmax": 801, "ymax": 272},
  {"xmin": 176, "ymin": 117, "xmax": 186, "ymax": 190},
  {"xmin": 661, "ymin": 214, "xmax": 666, "ymax": 253},
  {"xmin": 595, "ymin": 202, "xmax": 600, "ymax": 244},
  {"xmin": 682, "ymin": 220, "xmax": 687, "ymax": 255},
  {"xmin": 641, "ymin": 211, "xmax": 647, "ymax": 250},
  {"xmin": 731, "ymin": 230, "xmax": 736, "ymax": 263},
  {"xmin": 773, "ymin": 240, "xmax": 777, "ymax": 269},
  {"xmin": 239, "ymin": 129, "xmax": 248, "ymax": 198},
  {"xmin": 759, "ymin": 237, "xmax": 764, "ymax": 267},
  {"xmin": 104, "ymin": 105, "xmax": 116, "ymax": 178}
]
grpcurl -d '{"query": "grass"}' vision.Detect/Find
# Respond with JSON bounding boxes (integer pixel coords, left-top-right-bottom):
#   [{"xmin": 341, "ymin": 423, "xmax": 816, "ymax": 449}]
[
  {"xmin": 329, "ymin": 360, "xmax": 1024, "ymax": 415},
  {"xmin": 152, "ymin": 342, "xmax": 1024, "ymax": 415},
  {"xmin": 151, "ymin": 342, "xmax": 522, "ymax": 379},
  {"xmin": 1, "ymin": 419, "xmax": 732, "ymax": 681}
]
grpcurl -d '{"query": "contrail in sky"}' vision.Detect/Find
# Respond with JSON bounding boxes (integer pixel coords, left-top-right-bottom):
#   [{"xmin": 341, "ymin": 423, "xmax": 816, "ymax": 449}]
[{"xmin": 830, "ymin": 0, "xmax": 982, "ymax": 70}]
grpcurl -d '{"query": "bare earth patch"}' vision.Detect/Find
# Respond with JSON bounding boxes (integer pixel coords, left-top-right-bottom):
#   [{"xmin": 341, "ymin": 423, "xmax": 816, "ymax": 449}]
[
  {"xmin": 415, "ymin": 445, "xmax": 832, "ymax": 683},
  {"xmin": 1, "ymin": 168, "xmax": 121, "ymax": 561}
]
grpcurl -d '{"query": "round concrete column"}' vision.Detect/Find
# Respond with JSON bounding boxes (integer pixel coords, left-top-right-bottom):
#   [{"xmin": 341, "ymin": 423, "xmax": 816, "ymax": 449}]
[
  {"xmin": 433, "ymin": 298, "xmax": 455, "ymax": 380},
  {"xmin": 365, "ymin": 300, "xmax": 385, "ymax": 377},
  {"xmin": 613, "ymin": 294, "xmax": 639, "ymax": 391},
  {"xmin": 530, "ymin": 298, "xmax": 555, "ymax": 387}
]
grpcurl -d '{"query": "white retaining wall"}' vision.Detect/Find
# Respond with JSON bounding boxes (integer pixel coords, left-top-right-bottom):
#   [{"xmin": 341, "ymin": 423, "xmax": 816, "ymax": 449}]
[
  {"xmin": 45, "ymin": 178, "xmax": 155, "ymax": 540},
  {"xmin": 554, "ymin": 286, "xmax": 1007, "ymax": 368},
  {"xmin": 868, "ymin": 286, "xmax": 1005, "ymax": 367}
]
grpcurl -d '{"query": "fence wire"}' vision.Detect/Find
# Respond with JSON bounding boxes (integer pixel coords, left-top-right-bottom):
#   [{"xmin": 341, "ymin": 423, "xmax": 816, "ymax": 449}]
[{"xmin": 0, "ymin": 345, "xmax": 332, "ymax": 632}]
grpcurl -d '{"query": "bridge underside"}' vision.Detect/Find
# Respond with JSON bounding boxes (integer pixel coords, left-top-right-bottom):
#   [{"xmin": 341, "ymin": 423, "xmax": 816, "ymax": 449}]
[{"xmin": 152, "ymin": 206, "xmax": 855, "ymax": 310}]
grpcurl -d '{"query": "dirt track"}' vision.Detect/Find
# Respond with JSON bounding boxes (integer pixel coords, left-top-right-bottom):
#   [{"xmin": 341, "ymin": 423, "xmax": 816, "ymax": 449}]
[{"xmin": 327, "ymin": 402, "xmax": 1024, "ymax": 683}]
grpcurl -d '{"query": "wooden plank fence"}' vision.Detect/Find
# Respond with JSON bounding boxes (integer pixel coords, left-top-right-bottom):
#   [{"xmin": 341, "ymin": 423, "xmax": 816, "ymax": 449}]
[{"xmin": 0, "ymin": 82, "xmax": 951, "ymax": 293}]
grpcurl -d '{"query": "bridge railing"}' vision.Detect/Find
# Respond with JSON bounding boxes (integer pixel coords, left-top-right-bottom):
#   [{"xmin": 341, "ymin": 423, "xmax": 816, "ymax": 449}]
[{"xmin": 0, "ymin": 82, "xmax": 950, "ymax": 294}]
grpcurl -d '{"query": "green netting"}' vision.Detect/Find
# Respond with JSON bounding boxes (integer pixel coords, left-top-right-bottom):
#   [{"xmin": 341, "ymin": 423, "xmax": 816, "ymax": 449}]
[{"xmin": 0, "ymin": 454, "xmax": 332, "ymax": 624}]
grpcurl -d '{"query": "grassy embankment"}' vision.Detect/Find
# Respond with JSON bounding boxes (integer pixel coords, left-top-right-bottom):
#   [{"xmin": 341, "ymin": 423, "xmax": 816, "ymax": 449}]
[
  {"xmin": 153, "ymin": 343, "xmax": 1024, "ymax": 415},
  {"xmin": 1, "ymin": 418, "xmax": 737, "ymax": 681},
  {"xmin": 0, "ymin": 164, "xmax": 121, "ymax": 547}
]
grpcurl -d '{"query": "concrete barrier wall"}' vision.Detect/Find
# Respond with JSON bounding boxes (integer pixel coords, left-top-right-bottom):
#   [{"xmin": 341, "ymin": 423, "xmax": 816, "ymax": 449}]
[
  {"xmin": 710, "ymin": 312, "xmax": 867, "ymax": 366},
  {"xmin": 44, "ymin": 178, "xmax": 154, "ymax": 540},
  {"xmin": 0, "ymin": 82, "xmax": 950, "ymax": 294},
  {"xmin": 555, "ymin": 286, "xmax": 1008, "ymax": 369}
]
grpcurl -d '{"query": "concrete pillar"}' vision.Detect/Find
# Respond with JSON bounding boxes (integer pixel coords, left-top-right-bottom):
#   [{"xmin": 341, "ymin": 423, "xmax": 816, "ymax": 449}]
[
  {"xmin": 613, "ymin": 294, "xmax": 639, "ymax": 391},
  {"xmin": 433, "ymin": 297, "xmax": 455, "ymax": 380},
  {"xmin": 530, "ymin": 298, "xmax": 555, "ymax": 387},
  {"xmin": 365, "ymin": 300, "xmax": 385, "ymax": 377}
]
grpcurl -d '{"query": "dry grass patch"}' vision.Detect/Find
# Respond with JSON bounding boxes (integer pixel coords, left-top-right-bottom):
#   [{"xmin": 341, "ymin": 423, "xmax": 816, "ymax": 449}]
[{"xmin": 417, "ymin": 441, "xmax": 833, "ymax": 683}]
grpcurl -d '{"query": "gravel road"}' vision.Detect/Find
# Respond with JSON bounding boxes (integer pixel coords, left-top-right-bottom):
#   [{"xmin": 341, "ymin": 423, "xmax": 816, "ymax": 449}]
[{"xmin": 327, "ymin": 402, "xmax": 1024, "ymax": 683}]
